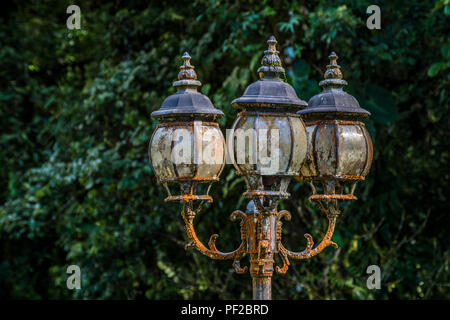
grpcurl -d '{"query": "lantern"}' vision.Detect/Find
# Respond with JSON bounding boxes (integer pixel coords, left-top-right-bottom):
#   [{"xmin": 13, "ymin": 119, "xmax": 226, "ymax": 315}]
[
  {"xmin": 230, "ymin": 36, "xmax": 308, "ymax": 207},
  {"xmin": 298, "ymin": 52, "xmax": 373, "ymax": 200},
  {"xmin": 149, "ymin": 52, "xmax": 225, "ymax": 202},
  {"xmin": 146, "ymin": 43, "xmax": 376, "ymax": 301}
]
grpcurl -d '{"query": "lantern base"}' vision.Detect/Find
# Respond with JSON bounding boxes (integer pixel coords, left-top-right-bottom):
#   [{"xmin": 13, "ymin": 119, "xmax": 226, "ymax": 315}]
[
  {"xmin": 243, "ymin": 190, "xmax": 290, "ymax": 199},
  {"xmin": 309, "ymin": 194, "xmax": 357, "ymax": 201},
  {"xmin": 160, "ymin": 181, "xmax": 216, "ymax": 203},
  {"xmin": 164, "ymin": 194, "xmax": 213, "ymax": 203},
  {"xmin": 305, "ymin": 179, "xmax": 360, "ymax": 203}
]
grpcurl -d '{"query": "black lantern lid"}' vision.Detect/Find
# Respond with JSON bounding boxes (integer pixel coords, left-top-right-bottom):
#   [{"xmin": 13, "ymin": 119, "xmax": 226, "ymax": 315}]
[
  {"xmin": 151, "ymin": 52, "xmax": 224, "ymax": 120},
  {"xmin": 298, "ymin": 52, "xmax": 370, "ymax": 119},
  {"xmin": 231, "ymin": 36, "xmax": 307, "ymax": 111}
]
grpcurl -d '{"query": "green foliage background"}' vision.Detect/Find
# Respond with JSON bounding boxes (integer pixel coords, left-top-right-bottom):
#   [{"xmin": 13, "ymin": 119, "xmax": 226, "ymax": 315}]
[{"xmin": 1, "ymin": 0, "xmax": 449, "ymax": 299}]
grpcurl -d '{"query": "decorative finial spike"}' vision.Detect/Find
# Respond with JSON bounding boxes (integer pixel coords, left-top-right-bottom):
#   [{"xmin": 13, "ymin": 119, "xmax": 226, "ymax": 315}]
[
  {"xmin": 182, "ymin": 52, "xmax": 191, "ymax": 64},
  {"xmin": 328, "ymin": 52, "xmax": 338, "ymax": 67},
  {"xmin": 258, "ymin": 36, "xmax": 285, "ymax": 79},
  {"xmin": 178, "ymin": 52, "xmax": 197, "ymax": 80},
  {"xmin": 267, "ymin": 36, "xmax": 278, "ymax": 54},
  {"xmin": 324, "ymin": 51, "xmax": 343, "ymax": 80},
  {"xmin": 319, "ymin": 51, "xmax": 347, "ymax": 89}
]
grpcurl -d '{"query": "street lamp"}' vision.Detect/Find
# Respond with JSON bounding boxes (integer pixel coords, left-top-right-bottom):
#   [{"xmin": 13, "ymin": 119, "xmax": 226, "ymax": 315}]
[
  {"xmin": 298, "ymin": 51, "xmax": 373, "ymax": 202},
  {"xmin": 149, "ymin": 52, "xmax": 225, "ymax": 203},
  {"xmin": 148, "ymin": 38, "xmax": 372, "ymax": 300}
]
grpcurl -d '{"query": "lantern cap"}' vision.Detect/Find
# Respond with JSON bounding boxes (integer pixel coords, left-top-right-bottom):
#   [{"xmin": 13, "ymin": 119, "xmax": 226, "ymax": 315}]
[
  {"xmin": 151, "ymin": 52, "xmax": 224, "ymax": 120},
  {"xmin": 257, "ymin": 36, "xmax": 285, "ymax": 79},
  {"xmin": 318, "ymin": 51, "xmax": 347, "ymax": 89},
  {"xmin": 232, "ymin": 36, "xmax": 307, "ymax": 110},
  {"xmin": 298, "ymin": 52, "xmax": 370, "ymax": 118}
]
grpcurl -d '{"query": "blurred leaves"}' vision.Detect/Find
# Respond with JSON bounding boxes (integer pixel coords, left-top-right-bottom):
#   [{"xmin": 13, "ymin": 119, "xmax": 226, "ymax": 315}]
[{"xmin": 0, "ymin": 0, "xmax": 449, "ymax": 300}]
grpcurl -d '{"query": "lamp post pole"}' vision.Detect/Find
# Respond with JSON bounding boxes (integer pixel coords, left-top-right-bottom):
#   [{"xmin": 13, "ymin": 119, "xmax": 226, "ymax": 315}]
[
  {"xmin": 247, "ymin": 204, "xmax": 275, "ymax": 300},
  {"xmin": 148, "ymin": 37, "xmax": 373, "ymax": 300}
]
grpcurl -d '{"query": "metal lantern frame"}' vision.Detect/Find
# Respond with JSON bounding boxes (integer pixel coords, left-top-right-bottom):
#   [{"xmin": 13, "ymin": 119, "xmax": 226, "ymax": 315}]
[{"xmin": 148, "ymin": 37, "xmax": 373, "ymax": 300}]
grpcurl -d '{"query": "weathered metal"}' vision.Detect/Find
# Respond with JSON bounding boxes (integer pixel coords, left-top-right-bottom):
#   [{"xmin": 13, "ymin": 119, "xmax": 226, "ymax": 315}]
[
  {"xmin": 230, "ymin": 112, "xmax": 307, "ymax": 199},
  {"xmin": 300, "ymin": 120, "xmax": 372, "ymax": 179},
  {"xmin": 276, "ymin": 204, "xmax": 339, "ymax": 265},
  {"xmin": 230, "ymin": 37, "xmax": 308, "ymax": 204},
  {"xmin": 151, "ymin": 52, "xmax": 224, "ymax": 120},
  {"xmin": 298, "ymin": 52, "xmax": 373, "ymax": 199},
  {"xmin": 231, "ymin": 36, "xmax": 307, "ymax": 110},
  {"xmin": 181, "ymin": 201, "xmax": 248, "ymax": 271},
  {"xmin": 179, "ymin": 198, "xmax": 342, "ymax": 300},
  {"xmin": 147, "ymin": 42, "xmax": 373, "ymax": 301},
  {"xmin": 298, "ymin": 52, "xmax": 370, "ymax": 118},
  {"xmin": 149, "ymin": 53, "xmax": 225, "ymax": 201}
]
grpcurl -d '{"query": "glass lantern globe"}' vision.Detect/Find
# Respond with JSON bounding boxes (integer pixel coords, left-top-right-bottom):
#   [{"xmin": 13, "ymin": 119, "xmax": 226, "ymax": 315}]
[
  {"xmin": 230, "ymin": 37, "xmax": 308, "ymax": 204},
  {"xmin": 297, "ymin": 52, "xmax": 373, "ymax": 201},
  {"xmin": 149, "ymin": 53, "xmax": 225, "ymax": 202}
]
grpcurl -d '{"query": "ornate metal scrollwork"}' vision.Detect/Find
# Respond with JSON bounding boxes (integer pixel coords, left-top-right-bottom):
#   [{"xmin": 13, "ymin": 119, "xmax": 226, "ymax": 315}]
[
  {"xmin": 181, "ymin": 201, "xmax": 248, "ymax": 273},
  {"xmin": 275, "ymin": 201, "xmax": 340, "ymax": 274},
  {"xmin": 181, "ymin": 198, "xmax": 341, "ymax": 277}
]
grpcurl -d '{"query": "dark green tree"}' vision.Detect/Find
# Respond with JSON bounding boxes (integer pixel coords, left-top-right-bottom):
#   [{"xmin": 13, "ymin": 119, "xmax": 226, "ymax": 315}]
[{"xmin": 0, "ymin": 0, "xmax": 448, "ymax": 299}]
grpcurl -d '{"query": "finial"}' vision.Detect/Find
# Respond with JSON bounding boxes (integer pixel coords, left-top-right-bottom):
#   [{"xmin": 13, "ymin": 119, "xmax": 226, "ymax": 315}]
[
  {"xmin": 319, "ymin": 51, "xmax": 347, "ymax": 89},
  {"xmin": 324, "ymin": 52, "xmax": 342, "ymax": 80},
  {"xmin": 257, "ymin": 36, "xmax": 285, "ymax": 80},
  {"xmin": 267, "ymin": 36, "xmax": 278, "ymax": 53},
  {"xmin": 178, "ymin": 52, "xmax": 197, "ymax": 81},
  {"xmin": 172, "ymin": 52, "xmax": 201, "ymax": 90}
]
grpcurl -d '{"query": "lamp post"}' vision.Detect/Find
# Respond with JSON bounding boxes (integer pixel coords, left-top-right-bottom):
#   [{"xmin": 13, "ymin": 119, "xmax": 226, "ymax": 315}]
[{"xmin": 148, "ymin": 37, "xmax": 373, "ymax": 300}]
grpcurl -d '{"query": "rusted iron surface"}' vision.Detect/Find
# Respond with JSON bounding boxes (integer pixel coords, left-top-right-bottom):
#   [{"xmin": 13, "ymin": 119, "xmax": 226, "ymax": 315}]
[
  {"xmin": 276, "ymin": 202, "xmax": 339, "ymax": 270},
  {"xmin": 298, "ymin": 119, "xmax": 372, "ymax": 199},
  {"xmin": 306, "ymin": 119, "xmax": 366, "ymax": 126},
  {"xmin": 236, "ymin": 111, "xmax": 304, "ymax": 118},
  {"xmin": 229, "ymin": 36, "xmax": 308, "ymax": 209},
  {"xmin": 231, "ymin": 37, "xmax": 307, "ymax": 110},
  {"xmin": 300, "ymin": 120, "xmax": 371, "ymax": 179},
  {"xmin": 177, "ymin": 52, "xmax": 197, "ymax": 80},
  {"xmin": 150, "ymin": 122, "xmax": 225, "ymax": 182},
  {"xmin": 230, "ymin": 112, "xmax": 307, "ymax": 196},
  {"xmin": 180, "ymin": 198, "xmax": 341, "ymax": 299},
  {"xmin": 309, "ymin": 194, "xmax": 357, "ymax": 201},
  {"xmin": 156, "ymin": 121, "xmax": 220, "ymax": 128},
  {"xmin": 159, "ymin": 176, "xmax": 221, "ymax": 182},
  {"xmin": 181, "ymin": 202, "xmax": 248, "ymax": 273},
  {"xmin": 243, "ymin": 190, "xmax": 290, "ymax": 198},
  {"xmin": 165, "ymin": 194, "xmax": 213, "ymax": 202},
  {"xmin": 252, "ymin": 276, "xmax": 272, "ymax": 300},
  {"xmin": 361, "ymin": 127, "xmax": 374, "ymax": 177},
  {"xmin": 150, "ymin": 118, "xmax": 225, "ymax": 201},
  {"xmin": 148, "ymin": 44, "xmax": 373, "ymax": 300},
  {"xmin": 149, "ymin": 53, "xmax": 226, "ymax": 202},
  {"xmin": 297, "ymin": 53, "xmax": 373, "ymax": 201},
  {"xmin": 247, "ymin": 202, "xmax": 276, "ymax": 300}
]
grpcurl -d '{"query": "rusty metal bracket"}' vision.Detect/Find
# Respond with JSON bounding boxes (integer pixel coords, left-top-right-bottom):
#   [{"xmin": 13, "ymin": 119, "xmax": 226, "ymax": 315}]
[
  {"xmin": 275, "ymin": 202, "xmax": 339, "ymax": 274},
  {"xmin": 179, "ymin": 195, "xmax": 345, "ymax": 300},
  {"xmin": 181, "ymin": 201, "xmax": 248, "ymax": 274},
  {"xmin": 181, "ymin": 197, "xmax": 341, "ymax": 282}
]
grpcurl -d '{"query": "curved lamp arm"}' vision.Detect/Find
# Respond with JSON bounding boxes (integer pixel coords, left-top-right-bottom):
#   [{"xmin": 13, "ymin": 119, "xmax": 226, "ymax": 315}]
[
  {"xmin": 275, "ymin": 203, "xmax": 339, "ymax": 274},
  {"xmin": 181, "ymin": 201, "xmax": 248, "ymax": 273}
]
